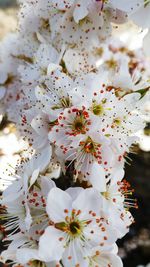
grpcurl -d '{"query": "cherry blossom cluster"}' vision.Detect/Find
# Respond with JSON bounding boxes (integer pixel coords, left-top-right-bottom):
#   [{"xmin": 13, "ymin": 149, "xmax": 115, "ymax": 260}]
[{"xmin": 0, "ymin": 1, "xmax": 150, "ymax": 267}]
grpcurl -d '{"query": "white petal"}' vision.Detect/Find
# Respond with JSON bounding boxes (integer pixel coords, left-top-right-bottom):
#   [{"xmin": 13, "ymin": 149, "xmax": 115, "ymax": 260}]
[
  {"xmin": 88, "ymin": 163, "xmax": 106, "ymax": 192},
  {"xmin": 0, "ymin": 87, "xmax": 6, "ymax": 99},
  {"xmin": 66, "ymin": 187, "xmax": 84, "ymax": 201},
  {"xmin": 2, "ymin": 180, "xmax": 22, "ymax": 204},
  {"xmin": 144, "ymin": 30, "xmax": 150, "ymax": 57},
  {"xmin": 108, "ymin": 253, "xmax": 123, "ymax": 267},
  {"xmin": 25, "ymin": 146, "xmax": 52, "ymax": 178},
  {"xmin": 110, "ymin": 0, "xmax": 142, "ymax": 13},
  {"xmin": 31, "ymin": 114, "xmax": 49, "ymax": 136},
  {"xmin": 44, "ymin": 166, "xmax": 61, "ymax": 180},
  {"xmin": 8, "ymin": 233, "xmax": 27, "ymax": 250},
  {"xmin": 110, "ymin": 168, "xmax": 125, "ymax": 185},
  {"xmin": 24, "ymin": 204, "xmax": 32, "ymax": 231},
  {"xmin": 46, "ymin": 187, "xmax": 72, "ymax": 221},
  {"xmin": 0, "ymin": 250, "xmax": 16, "ymax": 263},
  {"xmin": 39, "ymin": 226, "xmax": 65, "ymax": 262},
  {"xmin": 62, "ymin": 239, "xmax": 89, "ymax": 267},
  {"xmin": 47, "ymin": 63, "xmax": 62, "ymax": 75},
  {"xmin": 73, "ymin": 188, "xmax": 102, "ymax": 219},
  {"xmin": 41, "ymin": 177, "xmax": 56, "ymax": 197},
  {"xmin": 29, "ymin": 168, "xmax": 40, "ymax": 189},
  {"xmin": 0, "ymin": 71, "xmax": 7, "ymax": 84},
  {"xmin": 50, "ymin": 0, "xmax": 73, "ymax": 10},
  {"xmin": 130, "ymin": 5, "xmax": 150, "ymax": 28},
  {"xmin": 36, "ymin": 44, "xmax": 59, "ymax": 67},
  {"xmin": 16, "ymin": 248, "xmax": 40, "ymax": 264},
  {"xmin": 73, "ymin": 0, "xmax": 89, "ymax": 23},
  {"xmin": 91, "ymin": 250, "xmax": 123, "ymax": 267}
]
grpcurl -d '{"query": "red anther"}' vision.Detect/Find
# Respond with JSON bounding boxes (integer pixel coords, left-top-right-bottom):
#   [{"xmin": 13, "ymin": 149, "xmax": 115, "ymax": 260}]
[
  {"xmin": 72, "ymin": 108, "xmax": 79, "ymax": 112},
  {"xmin": 33, "ymin": 192, "xmax": 38, "ymax": 197}
]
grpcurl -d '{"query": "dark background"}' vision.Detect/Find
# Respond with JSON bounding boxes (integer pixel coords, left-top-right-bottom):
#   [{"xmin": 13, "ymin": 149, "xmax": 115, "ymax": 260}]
[{"xmin": 0, "ymin": 1, "xmax": 150, "ymax": 266}]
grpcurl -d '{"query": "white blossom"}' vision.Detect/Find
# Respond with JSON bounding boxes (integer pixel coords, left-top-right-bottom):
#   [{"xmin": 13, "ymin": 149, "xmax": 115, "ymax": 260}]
[{"xmin": 0, "ymin": 0, "xmax": 149, "ymax": 266}]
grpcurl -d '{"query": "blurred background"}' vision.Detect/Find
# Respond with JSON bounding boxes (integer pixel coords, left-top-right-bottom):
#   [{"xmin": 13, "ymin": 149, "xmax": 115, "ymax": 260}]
[
  {"xmin": 0, "ymin": 0, "xmax": 17, "ymax": 40},
  {"xmin": 0, "ymin": 1, "xmax": 150, "ymax": 267}
]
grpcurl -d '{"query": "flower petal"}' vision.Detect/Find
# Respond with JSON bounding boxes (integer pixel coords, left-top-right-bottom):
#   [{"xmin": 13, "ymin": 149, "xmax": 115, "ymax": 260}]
[
  {"xmin": 16, "ymin": 248, "xmax": 40, "ymax": 264},
  {"xmin": 46, "ymin": 187, "xmax": 72, "ymax": 221},
  {"xmin": 66, "ymin": 187, "xmax": 84, "ymax": 201},
  {"xmin": 39, "ymin": 226, "xmax": 65, "ymax": 262},
  {"xmin": 88, "ymin": 162, "xmax": 106, "ymax": 192},
  {"xmin": 73, "ymin": 188, "xmax": 102, "ymax": 219},
  {"xmin": 62, "ymin": 239, "xmax": 89, "ymax": 267}
]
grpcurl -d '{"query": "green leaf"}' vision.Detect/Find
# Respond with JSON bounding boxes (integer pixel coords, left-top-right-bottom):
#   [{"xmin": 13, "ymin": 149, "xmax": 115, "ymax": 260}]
[{"xmin": 134, "ymin": 87, "xmax": 149, "ymax": 99}]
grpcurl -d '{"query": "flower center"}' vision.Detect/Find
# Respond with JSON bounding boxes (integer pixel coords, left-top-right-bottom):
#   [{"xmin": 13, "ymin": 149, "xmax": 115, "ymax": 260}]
[
  {"xmin": 69, "ymin": 221, "xmax": 81, "ymax": 235},
  {"xmin": 114, "ymin": 118, "xmax": 121, "ymax": 125},
  {"xmin": 65, "ymin": 108, "xmax": 91, "ymax": 136},
  {"xmin": 52, "ymin": 96, "xmax": 71, "ymax": 110},
  {"xmin": 54, "ymin": 209, "xmax": 92, "ymax": 240},
  {"xmin": 111, "ymin": 117, "xmax": 122, "ymax": 128},
  {"xmin": 28, "ymin": 260, "xmax": 47, "ymax": 267},
  {"xmin": 55, "ymin": 220, "xmax": 82, "ymax": 236},
  {"xmin": 81, "ymin": 137, "xmax": 100, "ymax": 154},
  {"xmin": 118, "ymin": 180, "xmax": 138, "ymax": 210},
  {"xmin": 73, "ymin": 119, "xmax": 84, "ymax": 131},
  {"xmin": 91, "ymin": 98, "xmax": 107, "ymax": 116},
  {"xmin": 101, "ymin": 180, "xmax": 138, "ymax": 210},
  {"xmin": 101, "ymin": 191, "xmax": 110, "ymax": 199},
  {"xmin": 41, "ymin": 18, "xmax": 50, "ymax": 30},
  {"xmin": 60, "ymin": 97, "xmax": 72, "ymax": 108},
  {"xmin": 72, "ymin": 111, "xmax": 90, "ymax": 134},
  {"xmin": 94, "ymin": 47, "xmax": 104, "ymax": 56},
  {"xmin": 92, "ymin": 103, "xmax": 104, "ymax": 116},
  {"xmin": 80, "ymin": 137, "xmax": 102, "ymax": 163},
  {"xmin": 105, "ymin": 58, "xmax": 118, "ymax": 69},
  {"xmin": 84, "ymin": 141, "xmax": 95, "ymax": 153}
]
